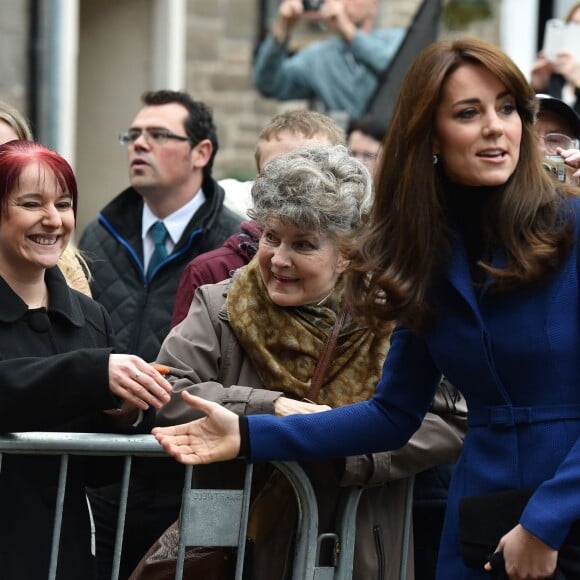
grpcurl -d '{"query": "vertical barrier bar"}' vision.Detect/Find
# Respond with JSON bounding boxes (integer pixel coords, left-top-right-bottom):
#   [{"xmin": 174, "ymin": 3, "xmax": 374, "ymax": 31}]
[
  {"xmin": 399, "ymin": 475, "xmax": 415, "ymax": 580},
  {"xmin": 175, "ymin": 464, "xmax": 193, "ymax": 580},
  {"xmin": 334, "ymin": 487, "xmax": 363, "ymax": 580},
  {"xmin": 234, "ymin": 463, "xmax": 253, "ymax": 580},
  {"xmin": 110, "ymin": 455, "xmax": 133, "ymax": 580},
  {"xmin": 48, "ymin": 454, "xmax": 69, "ymax": 580},
  {"xmin": 272, "ymin": 461, "xmax": 319, "ymax": 580}
]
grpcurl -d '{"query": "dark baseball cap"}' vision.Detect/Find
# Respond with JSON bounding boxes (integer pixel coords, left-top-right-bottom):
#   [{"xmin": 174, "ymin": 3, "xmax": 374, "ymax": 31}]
[{"xmin": 536, "ymin": 93, "xmax": 580, "ymax": 140}]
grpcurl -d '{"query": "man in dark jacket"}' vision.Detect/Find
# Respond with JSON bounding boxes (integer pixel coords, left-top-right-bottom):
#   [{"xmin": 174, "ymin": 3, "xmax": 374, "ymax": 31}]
[
  {"xmin": 79, "ymin": 90, "xmax": 240, "ymax": 579},
  {"xmin": 79, "ymin": 90, "xmax": 240, "ymax": 363}
]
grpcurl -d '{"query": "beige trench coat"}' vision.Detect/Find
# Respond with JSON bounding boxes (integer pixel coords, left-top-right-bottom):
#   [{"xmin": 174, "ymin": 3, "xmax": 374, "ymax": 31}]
[{"xmin": 156, "ymin": 279, "xmax": 467, "ymax": 580}]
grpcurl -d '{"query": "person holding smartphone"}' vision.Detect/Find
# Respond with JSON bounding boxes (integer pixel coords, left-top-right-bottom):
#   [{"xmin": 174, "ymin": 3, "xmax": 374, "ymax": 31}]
[
  {"xmin": 252, "ymin": 0, "xmax": 405, "ymax": 120},
  {"xmin": 531, "ymin": 3, "xmax": 580, "ymax": 115}
]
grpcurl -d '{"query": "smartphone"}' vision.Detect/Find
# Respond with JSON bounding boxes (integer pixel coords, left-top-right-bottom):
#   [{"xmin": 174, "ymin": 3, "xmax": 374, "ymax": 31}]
[{"xmin": 543, "ymin": 18, "xmax": 580, "ymax": 61}]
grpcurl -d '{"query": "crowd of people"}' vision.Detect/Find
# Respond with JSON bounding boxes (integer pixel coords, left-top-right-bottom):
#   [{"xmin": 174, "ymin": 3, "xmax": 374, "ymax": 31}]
[{"xmin": 2, "ymin": 2, "xmax": 580, "ymax": 580}]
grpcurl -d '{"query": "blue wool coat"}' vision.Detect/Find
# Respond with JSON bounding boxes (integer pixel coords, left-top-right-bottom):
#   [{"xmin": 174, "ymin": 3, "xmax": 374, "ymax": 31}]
[{"xmin": 247, "ymin": 195, "xmax": 580, "ymax": 578}]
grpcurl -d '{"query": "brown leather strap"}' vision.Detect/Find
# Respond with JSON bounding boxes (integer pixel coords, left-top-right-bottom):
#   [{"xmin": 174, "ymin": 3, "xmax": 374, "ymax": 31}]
[{"xmin": 305, "ymin": 309, "xmax": 347, "ymax": 403}]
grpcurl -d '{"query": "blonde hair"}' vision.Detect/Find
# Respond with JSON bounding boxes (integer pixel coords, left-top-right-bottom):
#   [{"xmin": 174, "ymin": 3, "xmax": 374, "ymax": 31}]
[
  {"xmin": 0, "ymin": 100, "xmax": 33, "ymax": 141},
  {"xmin": 254, "ymin": 110, "xmax": 345, "ymax": 170},
  {"xmin": 58, "ymin": 245, "xmax": 93, "ymax": 297}
]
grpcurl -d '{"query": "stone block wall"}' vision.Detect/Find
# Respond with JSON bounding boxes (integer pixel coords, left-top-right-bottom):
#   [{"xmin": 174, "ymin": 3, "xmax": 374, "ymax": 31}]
[
  {"xmin": 0, "ymin": 0, "xmax": 501, "ymax": 182},
  {"xmin": 186, "ymin": 0, "xmax": 429, "ymax": 181},
  {"xmin": 0, "ymin": 0, "xmax": 28, "ymax": 112}
]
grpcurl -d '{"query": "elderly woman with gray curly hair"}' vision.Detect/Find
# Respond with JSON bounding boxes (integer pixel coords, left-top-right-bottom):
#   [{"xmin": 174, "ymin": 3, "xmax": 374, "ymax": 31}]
[{"xmin": 149, "ymin": 145, "xmax": 466, "ymax": 580}]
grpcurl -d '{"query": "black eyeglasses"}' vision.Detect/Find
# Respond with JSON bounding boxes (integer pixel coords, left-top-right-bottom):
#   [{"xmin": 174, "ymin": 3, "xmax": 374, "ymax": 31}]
[{"xmin": 119, "ymin": 128, "xmax": 190, "ymax": 146}]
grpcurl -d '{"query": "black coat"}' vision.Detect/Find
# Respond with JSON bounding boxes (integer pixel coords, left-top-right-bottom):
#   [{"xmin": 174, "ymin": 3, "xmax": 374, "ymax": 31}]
[{"xmin": 0, "ymin": 267, "xmax": 147, "ymax": 579}]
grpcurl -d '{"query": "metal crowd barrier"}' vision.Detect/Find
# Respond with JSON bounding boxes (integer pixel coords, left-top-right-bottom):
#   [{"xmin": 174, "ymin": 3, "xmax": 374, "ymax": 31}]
[{"xmin": 0, "ymin": 432, "xmax": 414, "ymax": 580}]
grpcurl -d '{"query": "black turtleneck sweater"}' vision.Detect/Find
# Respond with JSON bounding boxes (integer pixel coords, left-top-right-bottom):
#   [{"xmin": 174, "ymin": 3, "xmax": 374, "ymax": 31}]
[{"xmin": 444, "ymin": 180, "xmax": 501, "ymax": 285}]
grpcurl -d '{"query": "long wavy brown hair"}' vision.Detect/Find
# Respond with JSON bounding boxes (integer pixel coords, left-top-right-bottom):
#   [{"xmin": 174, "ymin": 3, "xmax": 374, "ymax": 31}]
[{"xmin": 346, "ymin": 37, "xmax": 574, "ymax": 335}]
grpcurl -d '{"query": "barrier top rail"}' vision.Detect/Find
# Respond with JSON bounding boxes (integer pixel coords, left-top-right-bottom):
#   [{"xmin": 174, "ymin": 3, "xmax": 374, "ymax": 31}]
[{"xmin": 0, "ymin": 432, "xmax": 166, "ymax": 456}]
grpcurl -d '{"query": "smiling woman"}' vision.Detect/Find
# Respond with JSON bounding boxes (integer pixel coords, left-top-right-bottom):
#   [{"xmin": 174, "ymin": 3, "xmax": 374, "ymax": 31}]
[
  {"xmin": 0, "ymin": 99, "xmax": 93, "ymax": 296},
  {"xmin": 0, "ymin": 142, "xmax": 77, "ymax": 306},
  {"xmin": 433, "ymin": 63, "xmax": 522, "ymax": 186},
  {"xmin": 152, "ymin": 38, "xmax": 580, "ymax": 580},
  {"xmin": 2, "ymin": 160, "xmax": 75, "ymax": 285},
  {"xmin": 0, "ymin": 140, "xmax": 172, "ymax": 579},
  {"xmin": 148, "ymin": 145, "xmax": 466, "ymax": 580}
]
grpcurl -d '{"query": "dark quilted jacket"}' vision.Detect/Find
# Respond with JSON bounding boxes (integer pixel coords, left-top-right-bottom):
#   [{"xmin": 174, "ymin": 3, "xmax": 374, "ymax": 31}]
[{"xmin": 79, "ymin": 177, "xmax": 241, "ymax": 362}]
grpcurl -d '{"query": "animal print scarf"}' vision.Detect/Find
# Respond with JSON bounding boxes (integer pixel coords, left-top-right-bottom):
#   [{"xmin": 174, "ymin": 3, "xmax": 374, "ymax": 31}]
[{"xmin": 226, "ymin": 259, "xmax": 389, "ymax": 407}]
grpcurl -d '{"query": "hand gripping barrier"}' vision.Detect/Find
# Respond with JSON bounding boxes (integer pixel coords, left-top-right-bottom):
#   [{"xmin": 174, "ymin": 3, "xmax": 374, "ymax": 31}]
[{"xmin": 0, "ymin": 432, "xmax": 415, "ymax": 580}]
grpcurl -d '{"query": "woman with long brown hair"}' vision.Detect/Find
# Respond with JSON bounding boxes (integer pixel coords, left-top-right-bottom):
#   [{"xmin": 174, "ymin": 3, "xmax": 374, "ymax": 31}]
[{"xmin": 153, "ymin": 37, "xmax": 580, "ymax": 579}]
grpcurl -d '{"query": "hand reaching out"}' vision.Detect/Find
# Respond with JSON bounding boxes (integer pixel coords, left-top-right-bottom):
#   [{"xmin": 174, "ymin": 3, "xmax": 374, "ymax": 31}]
[
  {"xmin": 107, "ymin": 354, "xmax": 172, "ymax": 414},
  {"xmin": 153, "ymin": 391, "xmax": 241, "ymax": 465}
]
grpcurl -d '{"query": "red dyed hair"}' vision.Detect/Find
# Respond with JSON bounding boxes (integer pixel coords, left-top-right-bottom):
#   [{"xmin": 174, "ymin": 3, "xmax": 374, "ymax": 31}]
[{"xmin": 0, "ymin": 140, "xmax": 78, "ymax": 220}]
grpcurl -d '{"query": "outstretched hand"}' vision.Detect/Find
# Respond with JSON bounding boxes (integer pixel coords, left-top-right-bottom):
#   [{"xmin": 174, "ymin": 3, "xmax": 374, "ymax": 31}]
[{"xmin": 152, "ymin": 391, "xmax": 241, "ymax": 465}]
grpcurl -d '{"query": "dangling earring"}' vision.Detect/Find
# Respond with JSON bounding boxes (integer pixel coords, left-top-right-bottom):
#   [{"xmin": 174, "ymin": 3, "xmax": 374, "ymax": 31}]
[{"xmin": 432, "ymin": 154, "xmax": 439, "ymax": 165}]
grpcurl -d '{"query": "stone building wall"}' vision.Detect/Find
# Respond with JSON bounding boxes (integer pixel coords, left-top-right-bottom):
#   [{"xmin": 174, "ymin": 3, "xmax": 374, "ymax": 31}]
[
  {"xmin": 186, "ymin": 0, "xmax": 500, "ymax": 181},
  {"xmin": 0, "ymin": 0, "xmax": 500, "ymax": 181},
  {"xmin": 0, "ymin": 0, "xmax": 28, "ymax": 112},
  {"xmin": 186, "ymin": 0, "xmax": 434, "ymax": 181}
]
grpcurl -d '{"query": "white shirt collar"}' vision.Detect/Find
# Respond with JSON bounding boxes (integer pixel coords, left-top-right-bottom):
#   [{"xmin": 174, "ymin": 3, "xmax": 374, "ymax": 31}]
[
  {"xmin": 141, "ymin": 188, "xmax": 206, "ymax": 245},
  {"xmin": 141, "ymin": 188, "xmax": 206, "ymax": 268}
]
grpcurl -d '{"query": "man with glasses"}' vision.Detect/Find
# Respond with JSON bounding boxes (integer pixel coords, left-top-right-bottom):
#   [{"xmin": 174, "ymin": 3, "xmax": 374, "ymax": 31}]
[
  {"xmin": 79, "ymin": 90, "xmax": 240, "ymax": 578},
  {"xmin": 346, "ymin": 114, "xmax": 386, "ymax": 176},
  {"xmin": 80, "ymin": 90, "xmax": 240, "ymax": 363},
  {"xmin": 536, "ymin": 93, "xmax": 580, "ymax": 185}
]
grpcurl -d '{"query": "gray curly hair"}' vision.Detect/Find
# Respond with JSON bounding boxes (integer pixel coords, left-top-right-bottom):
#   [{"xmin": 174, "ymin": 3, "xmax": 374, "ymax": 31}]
[{"xmin": 249, "ymin": 145, "xmax": 372, "ymax": 240}]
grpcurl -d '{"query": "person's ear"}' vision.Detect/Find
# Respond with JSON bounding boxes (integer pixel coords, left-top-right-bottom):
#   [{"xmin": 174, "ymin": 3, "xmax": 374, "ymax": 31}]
[
  {"xmin": 336, "ymin": 253, "xmax": 350, "ymax": 276},
  {"xmin": 191, "ymin": 139, "xmax": 213, "ymax": 169}
]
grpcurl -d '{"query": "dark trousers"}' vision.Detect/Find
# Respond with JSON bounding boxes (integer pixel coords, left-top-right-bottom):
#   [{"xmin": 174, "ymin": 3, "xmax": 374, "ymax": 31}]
[
  {"xmin": 412, "ymin": 462, "xmax": 455, "ymax": 580},
  {"xmin": 88, "ymin": 457, "xmax": 184, "ymax": 580}
]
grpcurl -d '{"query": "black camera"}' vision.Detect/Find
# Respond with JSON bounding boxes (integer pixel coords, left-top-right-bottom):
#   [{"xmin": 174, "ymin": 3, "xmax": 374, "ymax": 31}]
[{"xmin": 303, "ymin": 0, "xmax": 324, "ymax": 11}]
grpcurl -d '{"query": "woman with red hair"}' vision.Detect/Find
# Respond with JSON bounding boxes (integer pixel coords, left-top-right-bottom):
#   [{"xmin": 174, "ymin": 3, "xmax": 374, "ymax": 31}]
[{"xmin": 0, "ymin": 140, "xmax": 172, "ymax": 579}]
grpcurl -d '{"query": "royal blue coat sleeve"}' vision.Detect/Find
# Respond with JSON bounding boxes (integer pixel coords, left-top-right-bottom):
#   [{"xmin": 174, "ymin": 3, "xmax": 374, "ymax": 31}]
[{"xmin": 247, "ymin": 325, "xmax": 442, "ymax": 463}]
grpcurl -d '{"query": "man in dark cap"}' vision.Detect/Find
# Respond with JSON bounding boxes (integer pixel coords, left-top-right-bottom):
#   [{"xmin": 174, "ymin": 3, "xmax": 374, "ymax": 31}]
[{"xmin": 536, "ymin": 93, "xmax": 580, "ymax": 184}]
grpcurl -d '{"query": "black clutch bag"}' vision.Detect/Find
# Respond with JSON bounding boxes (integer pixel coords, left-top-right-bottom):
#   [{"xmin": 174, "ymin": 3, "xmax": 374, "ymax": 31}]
[{"xmin": 459, "ymin": 488, "xmax": 580, "ymax": 579}]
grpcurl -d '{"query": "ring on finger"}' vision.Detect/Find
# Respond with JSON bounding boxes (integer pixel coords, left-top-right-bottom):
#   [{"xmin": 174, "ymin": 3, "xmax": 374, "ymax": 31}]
[{"xmin": 134, "ymin": 371, "xmax": 142, "ymax": 380}]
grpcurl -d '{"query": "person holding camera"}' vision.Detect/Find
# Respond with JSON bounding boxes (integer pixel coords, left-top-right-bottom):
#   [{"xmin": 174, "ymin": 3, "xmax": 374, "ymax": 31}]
[
  {"xmin": 253, "ymin": 0, "xmax": 405, "ymax": 120},
  {"xmin": 536, "ymin": 93, "xmax": 580, "ymax": 185}
]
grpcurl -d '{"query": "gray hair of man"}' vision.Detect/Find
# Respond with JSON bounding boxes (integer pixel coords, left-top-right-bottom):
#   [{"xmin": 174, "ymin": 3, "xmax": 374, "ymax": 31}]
[{"xmin": 249, "ymin": 145, "xmax": 372, "ymax": 243}]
